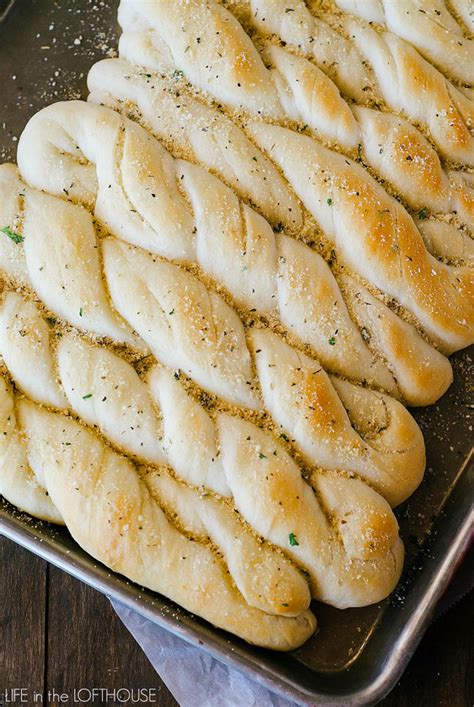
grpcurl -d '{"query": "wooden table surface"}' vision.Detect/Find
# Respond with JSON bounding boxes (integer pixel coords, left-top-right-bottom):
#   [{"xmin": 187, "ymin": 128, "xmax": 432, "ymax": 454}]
[{"xmin": 1, "ymin": 536, "xmax": 472, "ymax": 706}]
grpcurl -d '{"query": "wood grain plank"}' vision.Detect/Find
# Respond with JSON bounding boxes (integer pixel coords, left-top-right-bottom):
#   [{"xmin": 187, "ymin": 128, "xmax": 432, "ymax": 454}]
[
  {"xmin": 0, "ymin": 536, "xmax": 47, "ymax": 706},
  {"xmin": 45, "ymin": 565, "xmax": 177, "ymax": 706},
  {"xmin": 380, "ymin": 590, "xmax": 473, "ymax": 706}
]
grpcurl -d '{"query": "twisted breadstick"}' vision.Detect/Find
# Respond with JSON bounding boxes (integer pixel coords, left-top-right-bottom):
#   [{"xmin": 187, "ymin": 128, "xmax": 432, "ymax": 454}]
[
  {"xmin": 1, "ymin": 161, "xmax": 424, "ymax": 505},
  {"xmin": 245, "ymin": 122, "xmax": 474, "ymax": 354},
  {"xmin": 334, "ymin": 0, "xmax": 474, "ymax": 85},
  {"xmin": 353, "ymin": 106, "xmax": 474, "ymax": 228},
  {"xmin": 118, "ymin": 0, "xmax": 287, "ymax": 116},
  {"xmin": 119, "ymin": 0, "xmax": 374, "ymax": 104},
  {"xmin": 118, "ymin": 1, "xmax": 474, "ymax": 243},
  {"xmin": 116, "ymin": 0, "xmax": 474, "ymax": 166},
  {"xmin": 109, "ymin": 39, "xmax": 474, "ymax": 235},
  {"xmin": 87, "ymin": 58, "xmax": 301, "ymax": 231},
  {"xmin": 112, "ymin": 28, "xmax": 474, "ymax": 235},
  {"xmin": 117, "ymin": 6, "xmax": 369, "ymax": 154},
  {"xmin": 16, "ymin": 101, "xmax": 453, "ymax": 407},
  {"xmin": 115, "ymin": 29, "xmax": 363, "ymax": 151},
  {"xmin": 87, "ymin": 55, "xmax": 474, "ymax": 283},
  {"xmin": 14, "ymin": 393, "xmax": 318, "ymax": 649},
  {"xmin": 0, "ymin": 167, "xmax": 143, "ymax": 348},
  {"xmin": 0, "ymin": 290, "xmax": 404, "ymax": 613},
  {"xmin": 249, "ymin": 0, "xmax": 474, "ymax": 165},
  {"xmin": 250, "ymin": 328, "xmax": 425, "ymax": 507},
  {"xmin": 343, "ymin": 19, "xmax": 474, "ymax": 166}
]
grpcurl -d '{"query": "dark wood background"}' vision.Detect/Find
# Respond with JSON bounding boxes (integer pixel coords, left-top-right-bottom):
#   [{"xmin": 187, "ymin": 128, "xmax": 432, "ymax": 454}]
[{"xmin": 0, "ymin": 536, "xmax": 472, "ymax": 706}]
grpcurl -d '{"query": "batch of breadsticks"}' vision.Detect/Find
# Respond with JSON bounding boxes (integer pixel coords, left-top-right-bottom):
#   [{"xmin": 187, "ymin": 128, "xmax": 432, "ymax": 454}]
[{"xmin": 0, "ymin": 0, "xmax": 472, "ymax": 649}]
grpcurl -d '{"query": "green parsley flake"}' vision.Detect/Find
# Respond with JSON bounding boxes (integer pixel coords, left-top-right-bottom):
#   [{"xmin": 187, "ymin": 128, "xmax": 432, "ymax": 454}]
[
  {"xmin": 82, "ymin": 393, "xmax": 92, "ymax": 400},
  {"xmin": 328, "ymin": 336, "xmax": 336, "ymax": 346},
  {"xmin": 280, "ymin": 433, "xmax": 290, "ymax": 442},
  {"xmin": 1, "ymin": 226, "xmax": 24, "ymax": 244},
  {"xmin": 258, "ymin": 452, "xmax": 267, "ymax": 459},
  {"xmin": 288, "ymin": 533, "xmax": 299, "ymax": 547},
  {"xmin": 418, "ymin": 208, "xmax": 428, "ymax": 220},
  {"xmin": 79, "ymin": 307, "xmax": 83, "ymax": 317},
  {"xmin": 168, "ymin": 309, "xmax": 175, "ymax": 315},
  {"xmin": 326, "ymin": 198, "xmax": 333, "ymax": 206}
]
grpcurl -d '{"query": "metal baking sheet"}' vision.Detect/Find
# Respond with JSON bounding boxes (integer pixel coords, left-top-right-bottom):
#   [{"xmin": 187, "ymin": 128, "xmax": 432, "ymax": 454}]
[{"xmin": 0, "ymin": 1, "xmax": 473, "ymax": 703}]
